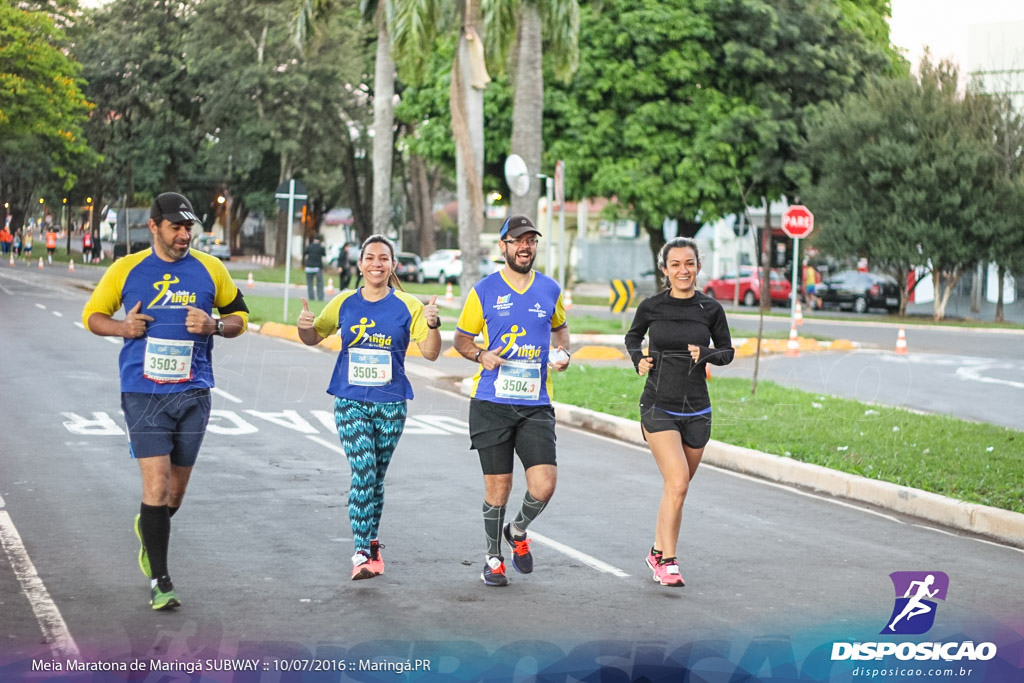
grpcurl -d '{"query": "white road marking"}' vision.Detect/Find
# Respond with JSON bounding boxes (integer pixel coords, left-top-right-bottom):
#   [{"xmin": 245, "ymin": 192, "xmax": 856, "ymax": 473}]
[
  {"xmin": 74, "ymin": 322, "xmax": 85, "ymax": 330},
  {"xmin": 307, "ymin": 435, "xmax": 345, "ymax": 454},
  {"xmin": 0, "ymin": 281, "xmax": 12, "ymax": 295},
  {"xmin": 52, "ymin": 310, "xmax": 63, "ymax": 317},
  {"xmin": 211, "ymin": 387, "xmax": 243, "ymax": 404},
  {"xmin": 105, "ymin": 337, "xmax": 120, "ymax": 345},
  {"xmin": 36, "ymin": 303, "xmax": 46, "ymax": 310},
  {"xmin": 0, "ymin": 511, "xmax": 81, "ymax": 659},
  {"xmin": 527, "ymin": 530, "xmax": 630, "ymax": 578}
]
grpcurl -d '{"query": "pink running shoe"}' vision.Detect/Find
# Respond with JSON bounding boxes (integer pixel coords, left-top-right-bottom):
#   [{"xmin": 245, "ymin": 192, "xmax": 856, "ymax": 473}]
[
  {"xmin": 351, "ymin": 551, "xmax": 375, "ymax": 580},
  {"xmin": 645, "ymin": 546, "xmax": 662, "ymax": 572},
  {"xmin": 652, "ymin": 558, "xmax": 685, "ymax": 587},
  {"xmin": 368, "ymin": 540, "xmax": 385, "ymax": 575}
]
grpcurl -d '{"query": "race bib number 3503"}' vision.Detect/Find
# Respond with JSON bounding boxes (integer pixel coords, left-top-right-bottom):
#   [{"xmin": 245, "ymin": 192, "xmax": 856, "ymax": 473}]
[{"xmin": 143, "ymin": 338, "xmax": 194, "ymax": 384}]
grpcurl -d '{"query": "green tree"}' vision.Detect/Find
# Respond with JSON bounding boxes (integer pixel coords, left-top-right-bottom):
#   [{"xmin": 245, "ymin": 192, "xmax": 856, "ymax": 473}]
[
  {"xmin": 484, "ymin": 0, "xmax": 579, "ymax": 224},
  {"xmin": 0, "ymin": 2, "xmax": 94, "ymax": 227},
  {"xmin": 803, "ymin": 58, "xmax": 1002, "ymax": 320}
]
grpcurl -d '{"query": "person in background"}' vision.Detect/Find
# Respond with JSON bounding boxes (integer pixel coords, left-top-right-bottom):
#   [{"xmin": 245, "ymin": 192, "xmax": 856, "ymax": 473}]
[{"xmin": 303, "ymin": 234, "xmax": 327, "ymax": 301}]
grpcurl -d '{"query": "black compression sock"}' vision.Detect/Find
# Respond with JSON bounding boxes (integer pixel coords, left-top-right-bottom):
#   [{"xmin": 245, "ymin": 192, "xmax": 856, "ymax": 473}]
[{"xmin": 139, "ymin": 503, "xmax": 171, "ymax": 579}]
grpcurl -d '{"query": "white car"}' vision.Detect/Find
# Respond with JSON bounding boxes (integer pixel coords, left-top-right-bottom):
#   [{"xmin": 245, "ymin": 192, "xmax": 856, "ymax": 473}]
[{"xmin": 418, "ymin": 250, "xmax": 502, "ymax": 283}]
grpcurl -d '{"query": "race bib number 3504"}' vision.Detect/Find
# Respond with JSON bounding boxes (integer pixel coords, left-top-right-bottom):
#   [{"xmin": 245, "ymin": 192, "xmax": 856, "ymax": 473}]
[{"xmin": 495, "ymin": 360, "xmax": 542, "ymax": 401}]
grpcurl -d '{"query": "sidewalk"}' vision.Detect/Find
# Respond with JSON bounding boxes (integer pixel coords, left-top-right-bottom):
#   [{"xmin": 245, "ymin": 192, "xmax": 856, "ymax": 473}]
[{"xmin": 254, "ymin": 320, "xmax": 1024, "ymax": 549}]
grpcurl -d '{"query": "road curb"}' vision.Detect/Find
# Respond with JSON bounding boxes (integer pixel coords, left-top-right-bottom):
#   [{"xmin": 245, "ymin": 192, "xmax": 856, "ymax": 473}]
[
  {"xmin": 549, "ymin": 401, "xmax": 1024, "ymax": 550},
  {"xmin": 258, "ymin": 320, "xmax": 1024, "ymax": 550}
]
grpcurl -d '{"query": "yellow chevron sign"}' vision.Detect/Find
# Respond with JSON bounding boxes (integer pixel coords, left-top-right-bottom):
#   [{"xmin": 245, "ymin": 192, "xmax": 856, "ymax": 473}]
[{"xmin": 609, "ymin": 279, "xmax": 635, "ymax": 313}]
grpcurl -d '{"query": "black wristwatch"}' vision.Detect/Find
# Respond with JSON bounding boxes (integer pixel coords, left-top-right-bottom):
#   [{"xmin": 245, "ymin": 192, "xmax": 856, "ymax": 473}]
[
  {"xmin": 474, "ymin": 348, "xmax": 483, "ymax": 363},
  {"xmin": 215, "ymin": 319, "xmax": 225, "ymax": 336},
  {"xmin": 427, "ymin": 319, "xmax": 441, "ymax": 330}
]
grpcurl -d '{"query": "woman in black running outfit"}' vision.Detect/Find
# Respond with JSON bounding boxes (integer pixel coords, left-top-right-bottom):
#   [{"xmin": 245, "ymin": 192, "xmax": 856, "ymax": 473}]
[{"xmin": 624, "ymin": 237, "xmax": 734, "ymax": 587}]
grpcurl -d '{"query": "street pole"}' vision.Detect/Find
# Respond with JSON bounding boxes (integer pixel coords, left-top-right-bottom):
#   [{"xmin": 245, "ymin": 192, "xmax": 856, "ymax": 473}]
[
  {"xmin": 545, "ymin": 176, "xmax": 554, "ymax": 277},
  {"xmin": 791, "ymin": 237, "xmax": 800, "ymax": 320},
  {"xmin": 283, "ymin": 185, "xmax": 296, "ymax": 323},
  {"xmin": 276, "ymin": 179, "xmax": 308, "ymax": 323}
]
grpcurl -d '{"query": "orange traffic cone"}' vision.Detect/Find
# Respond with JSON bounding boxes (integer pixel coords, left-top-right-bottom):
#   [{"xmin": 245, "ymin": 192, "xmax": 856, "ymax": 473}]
[
  {"xmin": 247, "ymin": 272, "xmax": 254, "ymax": 288},
  {"xmin": 38, "ymin": 257, "xmax": 44, "ymax": 269},
  {"xmin": 786, "ymin": 324, "xmax": 800, "ymax": 357},
  {"xmin": 705, "ymin": 364, "xmax": 711, "ymax": 380},
  {"xmin": 895, "ymin": 326, "xmax": 908, "ymax": 355},
  {"xmin": 326, "ymin": 277, "xmax": 335, "ymax": 295},
  {"xmin": 8, "ymin": 253, "xmax": 13, "ymax": 266},
  {"xmin": 564, "ymin": 289, "xmax": 574, "ymax": 310},
  {"xmin": 445, "ymin": 282, "xmax": 454, "ymax": 302},
  {"xmin": 794, "ymin": 300, "xmax": 803, "ymax": 326},
  {"xmin": 68, "ymin": 258, "xmax": 74, "ymax": 272}
]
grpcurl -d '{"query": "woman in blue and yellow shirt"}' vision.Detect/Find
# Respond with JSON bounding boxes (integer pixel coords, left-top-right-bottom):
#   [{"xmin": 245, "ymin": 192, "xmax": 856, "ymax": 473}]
[{"xmin": 297, "ymin": 235, "xmax": 440, "ymax": 580}]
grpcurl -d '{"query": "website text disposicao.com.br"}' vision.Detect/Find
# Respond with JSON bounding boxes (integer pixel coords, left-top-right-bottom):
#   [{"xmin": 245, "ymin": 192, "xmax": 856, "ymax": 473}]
[{"xmin": 852, "ymin": 665, "xmax": 978, "ymax": 678}]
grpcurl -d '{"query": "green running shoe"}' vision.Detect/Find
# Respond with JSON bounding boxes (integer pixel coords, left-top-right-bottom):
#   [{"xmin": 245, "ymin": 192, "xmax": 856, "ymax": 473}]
[
  {"xmin": 150, "ymin": 577, "xmax": 181, "ymax": 610},
  {"xmin": 133, "ymin": 514, "xmax": 152, "ymax": 578}
]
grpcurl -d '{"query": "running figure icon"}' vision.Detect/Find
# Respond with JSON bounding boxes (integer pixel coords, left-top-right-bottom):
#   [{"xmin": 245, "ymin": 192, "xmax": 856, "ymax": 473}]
[{"xmin": 888, "ymin": 574, "xmax": 939, "ymax": 631}]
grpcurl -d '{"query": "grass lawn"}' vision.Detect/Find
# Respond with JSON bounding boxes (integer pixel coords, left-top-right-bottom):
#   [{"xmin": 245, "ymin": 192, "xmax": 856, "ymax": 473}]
[{"xmin": 551, "ymin": 365, "xmax": 1024, "ymax": 514}]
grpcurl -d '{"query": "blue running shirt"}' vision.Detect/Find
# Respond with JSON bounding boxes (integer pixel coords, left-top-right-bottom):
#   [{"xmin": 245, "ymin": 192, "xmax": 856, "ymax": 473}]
[
  {"xmin": 313, "ymin": 288, "xmax": 428, "ymax": 402},
  {"xmin": 82, "ymin": 249, "xmax": 248, "ymax": 393},
  {"xmin": 457, "ymin": 270, "xmax": 566, "ymax": 405}
]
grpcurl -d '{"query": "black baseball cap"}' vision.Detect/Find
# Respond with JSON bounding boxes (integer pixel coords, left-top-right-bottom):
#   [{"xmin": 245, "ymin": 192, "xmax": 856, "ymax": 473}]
[
  {"xmin": 499, "ymin": 215, "xmax": 542, "ymax": 240},
  {"xmin": 150, "ymin": 192, "xmax": 200, "ymax": 224}
]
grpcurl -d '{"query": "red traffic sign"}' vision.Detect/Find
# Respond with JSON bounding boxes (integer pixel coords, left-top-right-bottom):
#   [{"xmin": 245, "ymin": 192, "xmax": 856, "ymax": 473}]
[{"xmin": 782, "ymin": 205, "xmax": 814, "ymax": 239}]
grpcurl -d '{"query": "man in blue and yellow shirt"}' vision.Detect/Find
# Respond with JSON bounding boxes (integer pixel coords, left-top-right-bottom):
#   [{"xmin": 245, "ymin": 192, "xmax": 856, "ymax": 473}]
[
  {"xmin": 82, "ymin": 192, "xmax": 248, "ymax": 610},
  {"xmin": 454, "ymin": 215, "xmax": 571, "ymax": 587}
]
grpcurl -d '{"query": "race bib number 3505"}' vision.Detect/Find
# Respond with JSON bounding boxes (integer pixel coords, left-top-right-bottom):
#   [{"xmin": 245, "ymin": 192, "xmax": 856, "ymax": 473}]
[{"xmin": 348, "ymin": 348, "xmax": 393, "ymax": 386}]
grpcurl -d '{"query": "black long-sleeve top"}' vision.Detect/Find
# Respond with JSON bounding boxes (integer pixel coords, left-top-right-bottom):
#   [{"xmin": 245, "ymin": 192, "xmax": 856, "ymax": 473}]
[{"xmin": 624, "ymin": 290, "xmax": 734, "ymax": 414}]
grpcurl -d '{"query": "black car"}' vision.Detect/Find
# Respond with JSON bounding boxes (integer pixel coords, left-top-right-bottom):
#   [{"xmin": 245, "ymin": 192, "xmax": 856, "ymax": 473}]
[
  {"xmin": 818, "ymin": 270, "xmax": 900, "ymax": 313},
  {"xmin": 395, "ymin": 252, "xmax": 422, "ymax": 282}
]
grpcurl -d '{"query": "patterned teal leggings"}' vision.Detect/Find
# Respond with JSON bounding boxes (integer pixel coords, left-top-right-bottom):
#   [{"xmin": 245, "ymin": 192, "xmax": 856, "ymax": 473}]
[{"xmin": 334, "ymin": 397, "xmax": 408, "ymax": 553}]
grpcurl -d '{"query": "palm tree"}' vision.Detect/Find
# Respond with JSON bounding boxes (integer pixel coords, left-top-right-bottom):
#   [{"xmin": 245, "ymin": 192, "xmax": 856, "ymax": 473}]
[{"xmin": 485, "ymin": 0, "xmax": 579, "ymax": 223}]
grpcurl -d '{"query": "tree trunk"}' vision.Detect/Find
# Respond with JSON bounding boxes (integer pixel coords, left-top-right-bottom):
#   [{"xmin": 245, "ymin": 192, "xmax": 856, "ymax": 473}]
[
  {"xmin": 372, "ymin": 9, "xmax": 395, "ymax": 237},
  {"xmin": 409, "ymin": 152, "xmax": 437, "ymax": 257},
  {"xmin": 995, "ymin": 264, "xmax": 1005, "ymax": 322},
  {"xmin": 509, "ymin": 4, "xmax": 543, "ymax": 223},
  {"xmin": 644, "ymin": 223, "xmax": 665, "ymax": 282},
  {"xmin": 760, "ymin": 197, "xmax": 771, "ymax": 313},
  {"xmin": 451, "ymin": 5, "xmax": 487, "ymax": 293}
]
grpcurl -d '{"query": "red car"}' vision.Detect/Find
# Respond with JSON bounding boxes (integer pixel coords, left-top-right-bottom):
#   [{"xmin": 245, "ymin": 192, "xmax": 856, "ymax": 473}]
[{"xmin": 703, "ymin": 267, "xmax": 793, "ymax": 306}]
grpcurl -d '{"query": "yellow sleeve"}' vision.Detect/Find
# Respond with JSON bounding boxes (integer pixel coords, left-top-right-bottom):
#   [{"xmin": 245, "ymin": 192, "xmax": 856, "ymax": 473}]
[
  {"xmin": 552, "ymin": 292, "xmax": 567, "ymax": 329},
  {"xmin": 456, "ymin": 288, "xmax": 484, "ymax": 336},
  {"xmin": 194, "ymin": 251, "xmax": 249, "ymax": 331},
  {"xmin": 81, "ymin": 252, "xmax": 145, "ymax": 330},
  {"xmin": 396, "ymin": 291, "xmax": 428, "ymax": 343},
  {"xmin": 314, "ymin": 290, "xmax": 356, "ymax": 339}
]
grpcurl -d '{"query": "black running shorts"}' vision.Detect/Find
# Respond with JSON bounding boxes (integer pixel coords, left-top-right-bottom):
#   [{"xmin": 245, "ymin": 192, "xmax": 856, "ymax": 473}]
[
  {"xmin": 121, "ymin": 388, "xmax": 212, "ymax": 466},
  {"xmin": 469, "ymin": 399, "xmax": 557, "ymax": 475},
  {"xmin": 641, "ymin": 405, "xmax": 712, "ymax": 449}
]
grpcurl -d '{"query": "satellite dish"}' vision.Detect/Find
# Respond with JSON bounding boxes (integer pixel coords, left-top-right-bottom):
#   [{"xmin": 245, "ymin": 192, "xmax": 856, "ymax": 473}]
[{"xmin": 504, "ymin": 154, "xmax": 531, "ymax": 197}]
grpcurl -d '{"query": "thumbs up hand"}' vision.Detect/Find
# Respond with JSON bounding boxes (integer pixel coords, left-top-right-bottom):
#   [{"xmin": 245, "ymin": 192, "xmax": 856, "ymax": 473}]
[
  {"xmin": 297, "ymin": 298, "xmax": 315, "ymax": 330},
  {"xmin": 122, "ymin": 301, "xmax": 154, "ymax": 338},
  {"xmin": 424, "ymin": 295, "xmax": 440, "ymax": 330}
]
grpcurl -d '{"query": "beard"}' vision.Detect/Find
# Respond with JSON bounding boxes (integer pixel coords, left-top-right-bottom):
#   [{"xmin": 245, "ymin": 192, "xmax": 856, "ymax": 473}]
[
  {"xmin": 504, "ymin": 247, "xmax": 536, "ymax": 274},
  {"xmin": 157, "ymin": 233, "xmax": 189, "ymax": 261}
]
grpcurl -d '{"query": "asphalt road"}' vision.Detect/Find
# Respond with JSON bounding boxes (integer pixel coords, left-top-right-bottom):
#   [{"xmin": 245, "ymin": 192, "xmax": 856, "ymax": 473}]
[{"xmin": 1, "ymin": 266, "xmax": 1022, "ymax": 681}]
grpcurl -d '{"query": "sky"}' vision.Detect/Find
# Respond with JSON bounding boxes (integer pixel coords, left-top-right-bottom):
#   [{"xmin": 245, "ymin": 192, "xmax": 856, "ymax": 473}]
[{"xmin": 889, "ymin": 0, "xmax": 1024, "ymax": 70}]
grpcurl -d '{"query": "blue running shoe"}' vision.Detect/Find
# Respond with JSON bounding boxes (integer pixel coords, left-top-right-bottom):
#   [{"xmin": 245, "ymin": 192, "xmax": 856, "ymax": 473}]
[
  {"xmin": 502, "ymin": 523, "xmax": 533, "ymax": 574},
  {"xmin": 481, "ymin": 555, "xmax": 509, "ymax": 586}
]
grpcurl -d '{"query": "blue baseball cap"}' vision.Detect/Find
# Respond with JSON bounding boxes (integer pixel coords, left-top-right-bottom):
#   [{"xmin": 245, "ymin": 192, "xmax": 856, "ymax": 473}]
[{"xmin": 499, "ymin": 215, "xmax": 541, "ymax": 240}]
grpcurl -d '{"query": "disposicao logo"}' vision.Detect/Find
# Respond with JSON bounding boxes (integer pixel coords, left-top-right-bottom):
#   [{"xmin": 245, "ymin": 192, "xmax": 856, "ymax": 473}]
[
  {"xmin": 830, "ymin": 571, "xmax": 997, "ymax": 663},
  {"xmin": 882, "ymin": 571, "xmax": 948, "ymax": 635}
]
